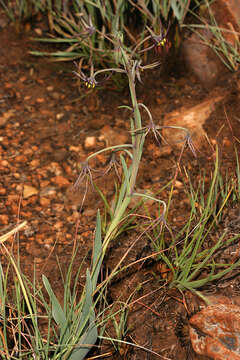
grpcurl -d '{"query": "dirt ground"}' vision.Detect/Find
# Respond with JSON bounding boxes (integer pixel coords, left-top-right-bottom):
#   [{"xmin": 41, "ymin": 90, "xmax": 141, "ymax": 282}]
[{"xmin": 0, "ymin": 15, "xmax": 240, "ymax": 360}]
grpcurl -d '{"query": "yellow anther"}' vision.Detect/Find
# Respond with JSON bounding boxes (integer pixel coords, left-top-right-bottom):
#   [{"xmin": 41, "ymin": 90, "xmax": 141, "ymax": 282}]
[{"xmin": 158, "ymin": 38, "xmax": 166, "ymax": 47}]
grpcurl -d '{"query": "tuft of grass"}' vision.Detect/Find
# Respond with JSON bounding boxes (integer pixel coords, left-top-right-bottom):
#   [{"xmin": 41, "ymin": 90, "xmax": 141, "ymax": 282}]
[
  {"xmin": 0, "ymin": 211, "xmax": 104, "ymax": 359},
  {"xmin": 183, "ymin": 0, "xmax": 240, "ymax": 71},
  {"xmin": 150, "ymin": 148, "xmax": 240, "ymax": 302},
  {"xmin": 29, "ymin": 0, "xmax": 191, "ymax": 66},
  {"xmin": 0, "ymin": 0, "xmax": 45, "ymax": 32}
]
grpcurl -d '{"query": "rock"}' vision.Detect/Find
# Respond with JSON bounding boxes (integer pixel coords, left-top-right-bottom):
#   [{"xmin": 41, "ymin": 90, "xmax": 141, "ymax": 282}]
[
  {"xmin": 182, "ymin": 0, "xmax": 240, "ymax": 87},
  {"xmin": 0, "ymin": 160, "xmax": 9, "ymax": 167},
  {"xmin": 189, "ymin": 304, "xmax": 240, "ymax": 359},
  {"xmin": 15, "ymin": 155, "xmax": 28, "ymax": 163},
  {"xmin": 34, "ymin": 28, "xmax": 43, "ymax": 36},
  {"xmin": 0, "ymin": 214, "xmax": 9, "ymax": 225},
  {"xmin": 162, "ymin": 95, "xmax": 224, "ymax": 150},
  {"xmin": 84, "ymin": 136, "xmax": 96, "ymax": 149},
  {"xmin": 23, "ymin": 185, "xmax": 39, "ymax": 199},
  {"xmin": 47, "ymin": 86, "xmax": 54, "ymax": 92},
  {"xmin": 39, "ymin": 197, "xmax": 51, "ymax": 207},
  {"xmin": 29, "ymin": 159, "xmax": 40, "ymax": 168},
  {"xmin": 182, "ymin": 30, "xmax": 225, "ymax": 88},
  {"xmin": 56, "ymin": 112, "xmax": 65, "ymax": 120},
  {"xmin": 36, "ymin": 97, "xmax": 44, "ymax": 103},
  {"xmin": 69, "ymin": 145, "xmax": 82, "ymax": 152},
  {"xmin": 174, "ymin": 180, "xmax": 183, "ymax": 189},
  {"xmin": 52, "ymin": 175, "xmax": 70, "ymax": 188},
  {"xmin": 0, "ymin": 187, "xmax": 6, "ymax": 195}
]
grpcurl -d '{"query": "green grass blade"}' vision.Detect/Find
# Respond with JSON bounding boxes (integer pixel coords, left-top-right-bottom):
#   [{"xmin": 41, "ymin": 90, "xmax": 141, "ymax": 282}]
[
  {"xmin": 91, "ymin": 210, "xmax": 103, "ymax": 290},
  {"xmin": 68, "ymin": 270, "xmax": 98, "ymax": 360},
  {"xmin": 42, "ymin": 275, "xmax": 70, "ymax": 341}
]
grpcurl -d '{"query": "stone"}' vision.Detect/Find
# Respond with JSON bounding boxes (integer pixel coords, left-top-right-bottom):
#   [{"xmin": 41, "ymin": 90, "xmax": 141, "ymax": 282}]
[
  {"xmin": 69, "ymin": 145, "xmax": 82, "ymax": 152},
  {"xmin": 56, "ymin": 112, "xmax": 65, "ymax": 120},
  {"xmin": 182, "ymin": 0, "xmax": 240, "ymax": 87},
  {"xmin": 189, "ymin": 304, "xmax": 240, "ymax": 359},
  {"xmin": 0, "ymin": 214, "xmax": 9, "ymax": 225},
  {"xmin": 29, "ymin": 159, "xmax": 40, "ymax": 168},
  {"xmin": 0, "ymin": 160, "xmax": 9, "ymax": 167},
  {"xmin": 23, "ymin": 185, "xmax": 39, "ymax": 199},
  {"xmin": 34, "ymin": 28, "xmax": 43, "ymax": 36},
  {"xmin": 174, "ymin": 180, "xmax": 183, "ymax": 189},
  {"xmin": 0, "ymin": 187, "xmax": 6, "ymax": 195},
  {"xmin": 84, "ymin": 136, "xmax": 96, "ymax": 149},
  {"xmin": 39, "ymin": 197, "xmax": 51, "ymax": 207},
  {"xmin": 182, "ymin": 30, "xmax": 225, "ymax": 88},
  {"xmin": 36, "ymin": 98, "xmax": 44, "ymax": 103},
  {"xmin": 52, "ymin": 175, "xmax": 70, "ymax": 188},
  {"xmin": 162, "ymin": 95, "xmax": 224, "ymax": 150},
  {"xmin": 15, "ymin": 155, "xmax": 28, "ymax": 163}
]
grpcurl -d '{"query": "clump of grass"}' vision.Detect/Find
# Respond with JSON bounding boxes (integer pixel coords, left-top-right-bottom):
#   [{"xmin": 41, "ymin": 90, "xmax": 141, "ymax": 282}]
[
  {"xmin": 0, "ymin": 0, "xmax": 45, "ymax": 32},
  {"xmin": 150, "ymin": 148, "xmax": 240, "ymax": 302},
  {"xmin": 29, "ymin": 0, "xmax": 191, "ymax": 65},
  {"xmin": 183, "ymin": 0, "xmax": 240, "ymax": 71},
  {"xmin": 0, "ymin": 212, "xmax": 104, "ymax": 359}
]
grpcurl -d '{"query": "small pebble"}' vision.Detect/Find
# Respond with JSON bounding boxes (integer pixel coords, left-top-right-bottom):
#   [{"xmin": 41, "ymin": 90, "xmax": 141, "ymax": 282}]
[
  {"xmin": 0, "ymin": 214, "xmax": 9, "ymax": 225},
  {"xmin": 84, "ymin": 136, "xmax": 96, "ymax": 149}
]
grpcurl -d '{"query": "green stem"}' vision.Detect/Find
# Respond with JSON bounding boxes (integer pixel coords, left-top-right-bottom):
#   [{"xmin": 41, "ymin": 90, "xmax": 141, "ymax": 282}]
[{"xmin": 102, "ymin": 61, "xmax": 145, "ymax": 252}]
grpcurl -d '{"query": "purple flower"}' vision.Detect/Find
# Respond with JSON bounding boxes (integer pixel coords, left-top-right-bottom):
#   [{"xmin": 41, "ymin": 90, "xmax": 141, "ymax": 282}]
[
  {"xmin": 140, "ymin": 19, "xmax": 172, "ymax": 55},
  {"xmin": 73, "ymin": 61, "xmax": 112, "ymax": 89}
]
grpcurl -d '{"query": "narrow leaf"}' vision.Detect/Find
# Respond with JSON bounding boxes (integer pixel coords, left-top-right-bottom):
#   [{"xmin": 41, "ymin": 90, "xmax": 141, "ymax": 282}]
[
  {"xmin": 91, "ymin": 210, "xmax": 103, "ymax": 290},
  {"xmin": 42, "ymin": 275, "xmax": 69, "ymax": 337}
]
